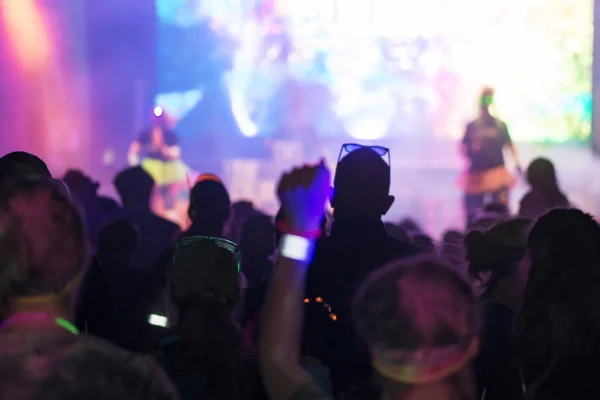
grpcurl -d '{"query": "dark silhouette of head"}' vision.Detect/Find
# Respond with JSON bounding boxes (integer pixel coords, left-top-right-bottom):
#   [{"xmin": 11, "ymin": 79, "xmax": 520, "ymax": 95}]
[
  {"xmin": 514, "ymin": 209, "xmax": 600, "ymax": 371},
  {"xmin": 526, "ymin": 158, "xmax": 558, "ymax": 192},
  {"xmin": 113, "ymin": 167, "xmax": 155, "ymax": 210},
  {"xmin": 98, "ymin": 218, "xmax": 140, "ymax": 263},
  {"xmin": 0, "ymin": 151, "xmax": 51, "ymax": 187},
  {"xmin": 62, "ymin": 170, "xmax": 99, "ymax": 199},
  {"xmin": 332, "ymin": 147, "xmax": 394, "ymax": 220},
  {"xmin": 354, "ymin": 255, "xmax": 477, "ymax": 399},
  {"xmin": 465, "ymin": 218, "xmax": 530, "ymax": 299},
  {"xmin": 187, "ymin": 179, "xmax": 231, "ymax": 237},
  {"xmin": 170, "ymin": 238, "xmax": 245, "ymax": 399},
  {"xmin": 0, "ymin": 178, "xmax": 88, "ymax": 315}
]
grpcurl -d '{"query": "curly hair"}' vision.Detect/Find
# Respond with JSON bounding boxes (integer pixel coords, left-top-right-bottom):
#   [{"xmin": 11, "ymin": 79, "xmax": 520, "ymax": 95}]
[
  {"xmin": 354, "ymin": 255, "xmax": 477, "ymax": 399},
  {"xmin": 0, "ymin": 178, "xmax": 88, "ymax": 307},
  {"xmin": 514, "ymin": 209, "xmax": 600, "ymax": 371}
]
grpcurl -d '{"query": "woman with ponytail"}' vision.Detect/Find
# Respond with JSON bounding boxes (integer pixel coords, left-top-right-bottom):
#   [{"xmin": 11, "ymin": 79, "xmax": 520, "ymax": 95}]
[
  {"xmin": 157, "ymin": 237, "xmax": 250, "ymax": 400},
  {"xmin": 513, "ymin": 209, "xmax": 600, "ymax": 400}
]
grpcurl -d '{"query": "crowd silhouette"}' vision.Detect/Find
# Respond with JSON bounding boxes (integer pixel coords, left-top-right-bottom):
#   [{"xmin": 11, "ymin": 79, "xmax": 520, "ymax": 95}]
[{"xmin": 0, "ymin": 146, "xmax": 597, "ymax": 400}]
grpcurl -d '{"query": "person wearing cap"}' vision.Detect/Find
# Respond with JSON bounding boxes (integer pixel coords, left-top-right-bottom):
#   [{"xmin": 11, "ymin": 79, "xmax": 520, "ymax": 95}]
[
  {"xmin": 0, "ymin": 178, "xmax": 178, "ymax": 400},
  {"xmin": 128, "ymin": 110, "xmax": 187, "ymax": 214},
  {"xmin": 458, "ymin": 88, "xmax": 522, "ymax": 224}
]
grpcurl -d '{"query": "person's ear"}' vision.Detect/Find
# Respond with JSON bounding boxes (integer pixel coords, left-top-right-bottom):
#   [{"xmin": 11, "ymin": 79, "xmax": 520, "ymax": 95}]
[
  {"xmin": 382, "ymin": 195, "xmax": 395, "ymax": 216},
  {"xmin": 329, "ymin": 186, "xmax": 336, "ymax": 208}
]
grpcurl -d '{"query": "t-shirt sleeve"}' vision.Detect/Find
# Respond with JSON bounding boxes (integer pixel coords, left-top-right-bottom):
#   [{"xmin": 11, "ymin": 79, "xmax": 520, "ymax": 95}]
[{"xmin": 290, "ymin": 383, "xmax": 334, "ymax": 400}]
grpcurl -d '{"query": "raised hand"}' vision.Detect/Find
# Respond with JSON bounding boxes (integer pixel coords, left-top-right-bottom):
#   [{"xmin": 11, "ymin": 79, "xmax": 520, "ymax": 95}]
[{"xmin": 277, "ymin": 160, "xmax": 330, "ymax": 236}]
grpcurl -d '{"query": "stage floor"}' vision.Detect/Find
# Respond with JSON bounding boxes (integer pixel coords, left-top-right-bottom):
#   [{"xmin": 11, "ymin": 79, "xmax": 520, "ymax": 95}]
[{"xmin": 217, "ymin": 139, "xmax": 600, "ymax": 238}]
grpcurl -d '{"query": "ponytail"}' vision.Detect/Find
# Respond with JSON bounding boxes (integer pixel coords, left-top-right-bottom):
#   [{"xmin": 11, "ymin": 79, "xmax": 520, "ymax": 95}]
[{"xmin": 175, "ymin": 296, "xmax": 247, "ymax": 399}]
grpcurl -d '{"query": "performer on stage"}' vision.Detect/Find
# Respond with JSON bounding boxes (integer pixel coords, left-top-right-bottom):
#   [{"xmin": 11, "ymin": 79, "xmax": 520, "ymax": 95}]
[
  {"xmin": 459, "ymin": 88, "xmax": 522, "ymax": 223},
  {"xmin": 128, "ymin": 108, "xmax": 187, "ymax": 213}
]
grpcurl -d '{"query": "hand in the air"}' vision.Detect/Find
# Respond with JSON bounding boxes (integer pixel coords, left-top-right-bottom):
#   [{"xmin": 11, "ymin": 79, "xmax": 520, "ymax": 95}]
[{"xmin": 277, "ymin": 160, "xmax": 330, "ymax": 235}]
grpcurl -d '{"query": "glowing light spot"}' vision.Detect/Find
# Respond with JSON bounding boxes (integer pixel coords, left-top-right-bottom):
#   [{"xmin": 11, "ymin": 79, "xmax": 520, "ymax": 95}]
[
  {"xmin": 304, "ymin": 298, "xmax": 310, "ymax": 304},
  {"xmin": 330, "ymin": 314, "xmax": 337, "ymax": 321},
  {"xmin": 154, "ymin": 106, "xmax": 164, "ymax": 117},
  {"xmin": 316, "ymin": 297, "xmax": 323, "ymax": 303},
  {"xmin": 2, "ymin": 0, "xmax": 51, "ymax": 70}
]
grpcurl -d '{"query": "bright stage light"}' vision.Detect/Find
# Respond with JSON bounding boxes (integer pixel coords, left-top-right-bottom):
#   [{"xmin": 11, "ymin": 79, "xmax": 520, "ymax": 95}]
[{"xmin": 153, "ymin": 106, "xmax": 164, "ymax": 117}]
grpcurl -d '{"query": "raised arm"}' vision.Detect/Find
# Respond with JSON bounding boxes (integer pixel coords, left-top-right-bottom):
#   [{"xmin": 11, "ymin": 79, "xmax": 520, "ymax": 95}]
[{"xmin": 260, "ymin": 161, "xmax": 331, "ymax": 400}]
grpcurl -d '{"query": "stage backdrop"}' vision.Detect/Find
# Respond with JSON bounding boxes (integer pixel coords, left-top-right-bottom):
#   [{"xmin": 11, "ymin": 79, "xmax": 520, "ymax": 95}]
[{"xmin": 155, "ymin": 0, "xmax": 592, "ymax": 143}]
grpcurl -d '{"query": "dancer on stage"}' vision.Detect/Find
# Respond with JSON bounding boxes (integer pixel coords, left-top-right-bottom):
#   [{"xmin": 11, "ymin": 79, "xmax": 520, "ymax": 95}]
[
  {"xmin": 128, "ymin": 107, "xmax": 188, "ymax": 213},
  {"xmin": 459, "ymin": 88, "xmax": 522, "ymax": 223}
]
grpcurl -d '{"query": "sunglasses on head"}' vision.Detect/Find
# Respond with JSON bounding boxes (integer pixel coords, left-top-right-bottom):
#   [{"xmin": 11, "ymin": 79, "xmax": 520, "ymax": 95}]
[
  {"xmin": 338, "ymin": 143, "xmax": 391, "ymax": 167},
  {"xmin": 174, "ymin": 236, "xmax": 241, "ymax": 272}
]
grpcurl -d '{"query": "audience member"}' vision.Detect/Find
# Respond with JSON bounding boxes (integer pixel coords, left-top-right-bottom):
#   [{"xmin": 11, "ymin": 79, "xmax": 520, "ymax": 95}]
[
  {"xmin": 0, "ymin": 178, "xmax": 178, "ymax": 400},
  {"xmin": 0, "ymin": 151, "xmax": 52, "ymax": 186},
  {"xmin": 512, "ymin": 209, "xmax": 600, "ymax": 400},
  {"xmin": 183, "ymin": 178, "xmax": 231, "ymax": 238},
  {"xmin": 96, "ymin": 218, "xmax": 158, "ymax": 351},
  {"xmin": 63, "ymin": 169, "xmax": 121, "ymax": 248},
  {"xmin": 114, "ymin": 166, "xmax": 180, "ymax": 270},
  {"xmin": 303, "ymin": 149, "xmax": 419, "ymax": 397},
  {"xmin": 464, "ymin": 218, "xmax": 530, "ymax": 399},
  {"xmin": 156, "ymin": 237, "xmax": 250, "ymax": 400},
  {"xmin": 261, "ymin": 161, "xmax": 477, "ymax": 400},
  {"xmin": 353, "ymin": 256, "xmax": 478, "ymax": 400},
  {"xmin": 519, "ymin": 158, "xmax": 569, "ymax": 219}
]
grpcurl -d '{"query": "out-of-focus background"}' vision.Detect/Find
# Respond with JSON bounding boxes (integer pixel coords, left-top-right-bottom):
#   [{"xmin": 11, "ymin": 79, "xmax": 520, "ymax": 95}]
[{"xmin": 1, "ymin": 0, "xmax": 599, "ymax": 235}]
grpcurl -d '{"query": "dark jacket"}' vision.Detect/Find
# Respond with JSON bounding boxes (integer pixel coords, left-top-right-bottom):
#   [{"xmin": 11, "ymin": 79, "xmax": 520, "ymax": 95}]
[{"xmin": 303, "ymin": 217, "xmax": 420, "ymax": 397}]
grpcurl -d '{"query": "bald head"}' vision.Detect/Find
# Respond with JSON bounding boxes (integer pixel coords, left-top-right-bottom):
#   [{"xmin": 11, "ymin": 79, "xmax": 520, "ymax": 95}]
[{"xmin": 332, "ymin": 147, "xmax": 393, "ymax": 219}]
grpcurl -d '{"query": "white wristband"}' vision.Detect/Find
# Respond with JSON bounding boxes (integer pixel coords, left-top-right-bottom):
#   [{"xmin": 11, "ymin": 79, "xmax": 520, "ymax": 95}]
[{"xmin": 279, "ymin": 234, "xmax": 315, "ymax": 262}]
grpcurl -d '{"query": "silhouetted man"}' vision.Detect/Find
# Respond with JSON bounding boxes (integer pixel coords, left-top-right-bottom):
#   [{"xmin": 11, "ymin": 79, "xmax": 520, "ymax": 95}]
[
  {"xmin": 113, "ymin": 167, "xmax": 180, "ymax": 270},
  {"xmin": 303, "ymin": 145, "xmax": 420, "ymax": 398}
]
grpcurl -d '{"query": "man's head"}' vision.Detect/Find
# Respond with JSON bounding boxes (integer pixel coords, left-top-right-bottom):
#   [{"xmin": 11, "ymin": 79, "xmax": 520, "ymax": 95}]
[
  {"xmin": 97, "ymin": 218, "xmax": 140, "ymax": 263},
  {"xmin": 479, "ymin": 87, "xmax": 494, "ymax": 116},
  {"xmin": 113, "ymin": 167, "xmax": 155, "ymax": 209},
  {"xmin": 332, "ymin": 147, "xmax": 394, "ymax": 219},
  {"xmin": 0, "ymin": 152, "xmax": 51, "ymax": 187},
  {"xmin": 0, "ymin": 178, "xmax": 88, "ymax": 313},
  {"xmin": 188, "ymin": 179, "xmax": 231, "ymax": 227}
]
